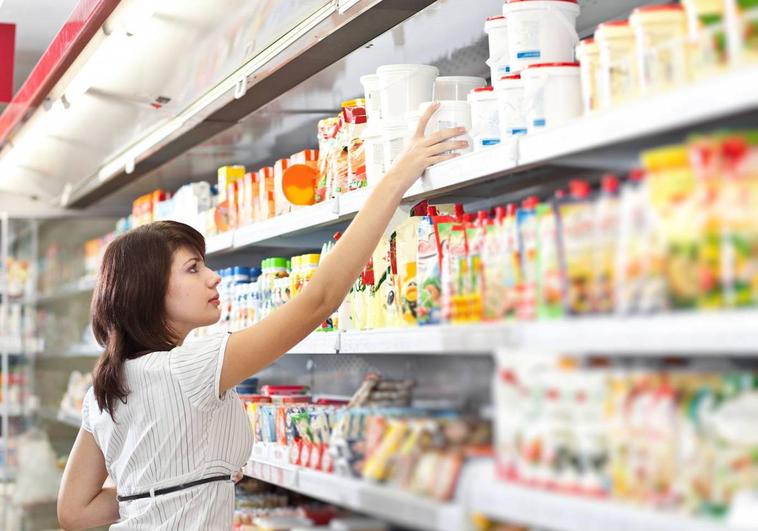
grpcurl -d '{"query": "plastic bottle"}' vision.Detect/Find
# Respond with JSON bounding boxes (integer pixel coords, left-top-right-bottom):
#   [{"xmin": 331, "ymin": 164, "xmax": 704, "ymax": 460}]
[
  {"xmin": 593, "ymin": 175, "xmax": 621, "ymax": 313},
  {"xmin": 558, "ymin": 180, "xmax": 595, "ymax": 315},
  {"xmin": 536, "ymin": 196, "xmax": 563, "ymax": 319},
  {"xmin": 517, "ymin": 196, "xmax": 540, "ymax": 320}
]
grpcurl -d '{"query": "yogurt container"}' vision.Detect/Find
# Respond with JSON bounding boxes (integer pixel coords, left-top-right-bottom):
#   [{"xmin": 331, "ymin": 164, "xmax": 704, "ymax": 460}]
[
  {"xmin": 435, "ymin": 76, "xmax": 486, "ymax": 101},
  {"xmin": 503, "ymin": 0, "xmax": 581, "ymax": 72},
  {"xmin": 360, "ymin": 74, "xmax": 382, "ymax": 125},
  {"xmin": 376, "ymin": 64, "xmax": 438, "ymax": 125},
  {"xmin": 419, "ymin": 100, "xmax": 473, "ymax": 155},
  {"xmin": 596, "ymin": 20, "xmax": 639, "ymax": 108},
  {"xmin": 467, "ymin": 86, "xmax": 501, "ymax": 150},
  {"xmin": 575, "ymin": 38, "xmax": 600, "ymax": 114},
  {"xmin": 522, "ymin": 62, "xmax": 582, "ymax": 132},
  {"xmin": 496, "ymin": 74, "xmax": 528, "ymax": 137},
  {"xmin": 485, "ymin": 15, "xmax": 510, "ymax": 65}
]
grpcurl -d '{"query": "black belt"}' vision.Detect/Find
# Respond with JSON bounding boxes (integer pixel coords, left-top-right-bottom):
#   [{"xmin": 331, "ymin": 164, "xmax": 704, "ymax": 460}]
[{"xmin": 117, "ymin": 475, "xmax": 231, "ymax": 502}]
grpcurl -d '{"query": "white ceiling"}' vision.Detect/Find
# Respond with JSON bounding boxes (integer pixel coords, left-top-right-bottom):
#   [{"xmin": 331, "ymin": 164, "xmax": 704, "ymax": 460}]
[{"xmin": 0, "ymin": 0, "xmax": 78, "ymax": 95}]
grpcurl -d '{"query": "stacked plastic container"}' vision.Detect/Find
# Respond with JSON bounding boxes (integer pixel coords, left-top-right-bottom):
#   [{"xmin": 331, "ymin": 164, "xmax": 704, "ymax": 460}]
[{"xmin": 482, "ymin": 0, "xmax": 583, "ymax": 138}]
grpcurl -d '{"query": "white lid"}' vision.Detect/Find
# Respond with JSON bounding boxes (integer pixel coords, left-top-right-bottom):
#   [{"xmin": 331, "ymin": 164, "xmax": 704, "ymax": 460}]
[
  {"xmin": 360, "ymin": 73, "xmax": 379, "ymax": 86},
  {"xmin": 485, "ymin": 15, "xmax": 508, "ymax": 31},
  {"xmin": 467, "ymin": 86, "xmax": 498, "ymax": 101},
  {"xmin": 376, "ymin": 64, "xmax": 439, "ymax": 76}
]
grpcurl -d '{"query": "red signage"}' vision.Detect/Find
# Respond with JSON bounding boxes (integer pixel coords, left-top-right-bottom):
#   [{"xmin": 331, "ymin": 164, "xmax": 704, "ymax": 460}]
[{"xmin": 0, "ymin": 23, "xmax": 15, "ymax": 103}]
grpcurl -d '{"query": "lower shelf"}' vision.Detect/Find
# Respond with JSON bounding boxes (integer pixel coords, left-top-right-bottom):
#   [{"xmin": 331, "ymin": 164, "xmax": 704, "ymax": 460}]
[
  {"xmin": 243, "ymin": 456, "xmax": 465, "ymax": 531},
  {"xmin": 246, "ymin": 455, "xmax": 745, "ymax": 531},
  {"xmin": 462, "ymin": 461, "xmax": 744, "ymax": 531}
]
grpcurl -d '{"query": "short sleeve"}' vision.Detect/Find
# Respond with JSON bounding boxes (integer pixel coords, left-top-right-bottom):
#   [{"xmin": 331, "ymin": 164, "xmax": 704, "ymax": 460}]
[
  {"xmin": 81, "ymin": 387, "xmax": 95, "ymax": 433},
  {"xmin": 169, "ymin": 332, "xmax": 231, "ymax": 411}
]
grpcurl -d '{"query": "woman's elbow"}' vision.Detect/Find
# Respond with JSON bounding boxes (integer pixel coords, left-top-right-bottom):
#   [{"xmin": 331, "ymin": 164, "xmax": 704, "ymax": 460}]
[{"xmin": 57, "ymin": 499, "xmax": 81, "ymax": 530}]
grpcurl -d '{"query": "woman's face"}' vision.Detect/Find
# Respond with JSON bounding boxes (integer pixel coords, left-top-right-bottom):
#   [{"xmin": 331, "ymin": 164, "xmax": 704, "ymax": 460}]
[{"xmin": 165, "ymin": 246, "xmax": 222, "ymax": 340}]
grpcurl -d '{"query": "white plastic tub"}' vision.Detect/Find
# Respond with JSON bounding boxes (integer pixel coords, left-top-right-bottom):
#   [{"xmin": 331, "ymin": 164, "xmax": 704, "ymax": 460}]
[
  {"xmin": 363, "ymin": 129, "xmax": 385, "ymax": 187},
  {"xmin": 485, "ymin": 15, "xmax": 509, "ymax": 64},
  {"xmin": 522, "ymin": 62, "xmax": 582, "ymax": 132},
  {"xmin": 360, "ymin": 74, "xmax": 382, "ymax": 125},
  {"xmin": 467, "ymin": 86, "xmax": 501, "ymax": 150},
  {"xmin": 502, "ymin": 0, "xmax": 581, "ymax": 72},
  {"xmin": 435, "ymin": 76, "xmax": 486, "ymax": 101},
  {"xmin": 419, "ymin": 100, "xmax": 472, "ymax": 155},
  {"xmin": 376, "ymin": 64, "xmax": 438, "ymax": 125},
  {"xmin": 496, "ymin": 74, "xmax": 528, "ymax": 137},
  {"xmin": 489, "ymin": 58, "xmax": 512, "ymax": 88},
  {"xmin": 382, "ymin": 122, "xmax": 408, "ymax": 170}
]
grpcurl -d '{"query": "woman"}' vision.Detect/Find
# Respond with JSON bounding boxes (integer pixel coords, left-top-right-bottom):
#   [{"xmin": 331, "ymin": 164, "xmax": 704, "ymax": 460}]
[{"xmin": 57, "ymin": 102, "xmax": 465, "ymax": 530}]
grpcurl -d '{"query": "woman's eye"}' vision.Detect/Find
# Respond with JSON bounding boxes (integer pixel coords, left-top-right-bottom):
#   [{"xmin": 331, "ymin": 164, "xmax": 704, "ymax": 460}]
[{"xmin": 189, "ymin": 265, "xmax": 198, "ymax": 273}]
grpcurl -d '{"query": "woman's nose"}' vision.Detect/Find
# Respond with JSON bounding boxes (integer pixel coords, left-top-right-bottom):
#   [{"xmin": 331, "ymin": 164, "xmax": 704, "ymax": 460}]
[{"xmin": 210, "ymin": 272, "xmax": 221, "ymax": 287}]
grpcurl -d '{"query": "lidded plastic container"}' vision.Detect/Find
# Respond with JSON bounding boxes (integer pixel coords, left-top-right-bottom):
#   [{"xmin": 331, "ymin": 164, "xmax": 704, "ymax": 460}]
[
  {"xmin": 502, "ymin": 0, "xmax": 581, "ymax": 72},
  {"xmin": 682, "ymin": 0, "xmax": 727, "ymax": 78},
  {"xmin": 522, "ymin": 62, "xmax": 582, "ymax": 132},
  {"xmin": 467, "ymin": 86, "xmax": 501, "ymax": 150},
  {"xmin": 575, "ymin": 38, "xmax": 600, "ymax": 114},
  {"xmin": 435, "ymin": 76, "xmax": 486, "ymax": 101},
  {"xmin": 360, "ymin": 74, "xmax": 382, "ymax": 125},
  {"xmin": 376, "ymin": 64, "xmax": 438, "ymax": 125},
  {"xmin": 496, "ymin": 73, "xmax": 527, "ymax": 137},
  {"xmin": 419, "ymin": 100, "xmax": 473, "ymax": 155},
  {"xmin": 485, "ymin": 15, "xmax": 510, "ymax": 84},
  {"xmin": 595, "ymin": 20, "xmax": 639, "ymax": 108},
  {"xmin": 630, "ymin": 4, "xmax": 690, "ymax": 93}
]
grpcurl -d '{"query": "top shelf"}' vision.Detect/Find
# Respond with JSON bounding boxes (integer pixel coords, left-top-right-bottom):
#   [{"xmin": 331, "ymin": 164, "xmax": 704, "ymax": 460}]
[{"xmin": 205, "ymin": 66, "xmax": 758, "ymax": 257}]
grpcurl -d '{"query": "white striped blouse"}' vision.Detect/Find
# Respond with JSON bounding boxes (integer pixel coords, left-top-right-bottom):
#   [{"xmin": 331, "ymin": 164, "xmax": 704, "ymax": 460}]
[{"xmin": 81, "ymin": 332, "xmax": 253, "ymax": 530}]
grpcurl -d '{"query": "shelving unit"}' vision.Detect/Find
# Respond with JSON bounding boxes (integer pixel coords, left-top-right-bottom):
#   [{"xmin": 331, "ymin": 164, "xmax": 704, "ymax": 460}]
[
  {"xmin": 285, "ymin": 311, "xmax": 758, "ymax": 356},
  {"xmin": 462, "ymin": 461, "xmax": 742, "ymax": 531},
  {"xmin": 200, "ymin": 65, "xmax": 758, "ymax": 258},
  {"xmin": 243, "ymin": 456, "xmax": 465, "ymax": 531},
  {"xmin": 1, "ymin": 0, "xmax": 756, "ymax": 529}
]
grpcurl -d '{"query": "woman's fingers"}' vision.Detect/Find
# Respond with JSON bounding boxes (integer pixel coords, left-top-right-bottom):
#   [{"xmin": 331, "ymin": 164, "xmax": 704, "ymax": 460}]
[
  {"xmin": 414, "ymin": 102, "xmax": 440, "ymax": 138},
  {"xmin": 423, "ymin": 126, "xmax": 466, "ymax": 146},
  {"xmin": 427, "ymin": 140, "xmax": 468, "ymax": 156}
]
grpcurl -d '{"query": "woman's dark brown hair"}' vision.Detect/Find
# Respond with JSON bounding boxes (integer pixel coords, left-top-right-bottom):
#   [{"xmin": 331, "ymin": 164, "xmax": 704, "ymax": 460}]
[{"xmin": 91, "ymin": 220, "xmax": 205, "ymax": 418}]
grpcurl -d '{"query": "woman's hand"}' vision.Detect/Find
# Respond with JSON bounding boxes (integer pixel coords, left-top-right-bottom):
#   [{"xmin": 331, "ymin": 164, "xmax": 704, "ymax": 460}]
[{"xmin": 385, "ymin": 101, "xmax": 469, "ymax": 191}]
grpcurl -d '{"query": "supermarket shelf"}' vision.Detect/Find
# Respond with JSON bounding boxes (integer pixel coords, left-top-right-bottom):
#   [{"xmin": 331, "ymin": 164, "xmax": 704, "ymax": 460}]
[
  {"xmin": 244, "ymin": 455, "xmax": 465, "ymax": 531},
  {"xmin": 62, "ymin": 344, "xmax": 101, "ymax": 358},
  {"xmin": 33, "ymin": 276, "xmax": 96, "ymax": 304},
  {"xmin": 0, "ymin": 403, "xmax": 28, "ymax": 417},
  {"xmin": 199, "ymin": 66, "xmax": 758, "ymax": 257},
  {"xmin": 466, "ymin": 463, "xmax": 741, "ymax": 531},
  {"xmin": 233, "ymin": 200, "xmax": 339, "ymax": 249},
  {"xmin": 287, "ymin": 332, "xmax": 339, "ymax": 355},
  {"xmin": 56, "ymin": 409, "xmax": 82, "ymax": 429},
  {"xmin": 312, "ymin": 311, "xmax": 758, "ymax": 356},
  {"xmin": 0, "ymin": 337, "xmax": 45, "ymax": 355},
  {"xmin": 68, "ymin": 0, "xmax": 437, "ymax": 207},
  {"xmin": 339, "ymin": 324, "xmax": 510, "ymax": 355},
  {"xmin": 205, "ymin": 232, "xmax": 234, "ymax": 256}
]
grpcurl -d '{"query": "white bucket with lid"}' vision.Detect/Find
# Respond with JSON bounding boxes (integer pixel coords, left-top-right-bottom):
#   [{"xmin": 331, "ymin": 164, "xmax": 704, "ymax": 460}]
[
  {"xmin": 485, "ymin": 15, "xmax": 510, "ymax": 64},
  {"xmin": 435, "ymin": 76, "xmax": 486, "ymax": 101},
  {"xmin": 383, "ymin": 122, "xmax": 409, "ymax": 170},
  {"xmin": 376, "ymin": 64, "xmax": 439, "ymax": 125},
  {"xmin": 360, "ymin": 74, "xmax": 382, "ymax": 125},
  {"xmin": 419, "ymin": 100, "xmax": 472, "ymax": 155},
  {"xmin": 496, "ymin": 74, "xmax": 528, "ymax": 137},
  {"xmin": 362, "ymin": 128, "xmax": 385, "ymax": 187},
  {"xmin": 489, "ymin": 58, "xmax": 512, "ymax": 88},
  {"xmin": 502, "ymin": 0, "xmax": 581, "ymax": 72},
  {"xmin": 522, "ymin": 62, "xmax": 582, "ymax": 132},
  {"xmin": 467, "ymin": 86, "xmax": 501, "ymax": 150}
]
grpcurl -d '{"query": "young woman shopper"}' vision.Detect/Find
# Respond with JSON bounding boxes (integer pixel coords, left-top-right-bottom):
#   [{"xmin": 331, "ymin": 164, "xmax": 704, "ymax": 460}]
[{"xmin": 56, "ymin": 103, "xmax": 465, "ymax": 530}]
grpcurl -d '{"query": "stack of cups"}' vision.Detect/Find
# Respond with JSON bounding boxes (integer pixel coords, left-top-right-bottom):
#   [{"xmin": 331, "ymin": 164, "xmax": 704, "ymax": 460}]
[
  {"xmin": 485, "ymin": 15, "xmax": 510, "ymax": 87},
  {"xmin": 376, "ymin": 64, "xmax": 439, "ymax": 171}
]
